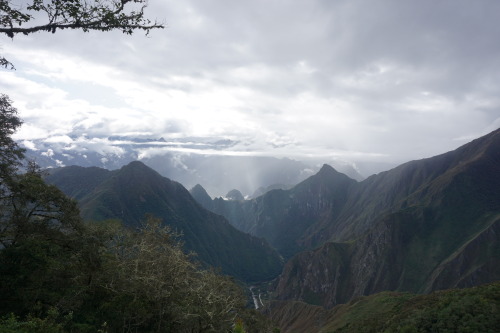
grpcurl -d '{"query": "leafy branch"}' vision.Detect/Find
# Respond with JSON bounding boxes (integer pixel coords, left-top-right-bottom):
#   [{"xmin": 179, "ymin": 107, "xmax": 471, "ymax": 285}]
[{"xmin": 0, "ymin": 0, "xmax": 165, "ymax": 68}]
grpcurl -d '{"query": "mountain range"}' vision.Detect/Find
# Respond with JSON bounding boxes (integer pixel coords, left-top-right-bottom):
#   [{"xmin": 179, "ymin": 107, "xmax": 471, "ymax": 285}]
[
  {"xmin": 45, "ymin": 161, "xmax": 283, "ymax": 283},
  {"xmin": 190, "ymin": 128, "xmax": 500, "ymax": 308},
  {"xmin": 44, "ymin": 128, "xmax": 500, "ymax": 331},
  {"xmin": 23, "ymin": 135, "xmax": 364, "ymax": 197}
]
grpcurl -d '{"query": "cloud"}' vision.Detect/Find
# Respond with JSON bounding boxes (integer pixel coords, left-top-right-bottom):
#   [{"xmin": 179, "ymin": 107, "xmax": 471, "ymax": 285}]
[{"xmin": 2, "ymin": 0, "xmax": 500, "ymax": 173}]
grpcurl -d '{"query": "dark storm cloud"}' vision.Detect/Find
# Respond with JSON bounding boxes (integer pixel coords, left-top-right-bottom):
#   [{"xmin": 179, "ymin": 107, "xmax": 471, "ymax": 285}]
[{"xmin": 2, "ymin": 0, "xmax": 499, "ymax": 174}]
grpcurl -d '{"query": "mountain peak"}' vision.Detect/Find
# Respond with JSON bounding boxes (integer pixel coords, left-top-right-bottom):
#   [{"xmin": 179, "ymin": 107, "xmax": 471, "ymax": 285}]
[
  {"xmin": 190, "ymin": 184, "xmax": 213, "ymax": 209},
  {"xmin": 316, "ymin": 164, "xmax": 346, "ymax": 179},
  {"xmin": 123, "ymin": 160, "xmax": 149, "ymax": 170},
  {"xmin": 191, "ymin": 184, "xmax": 209, "ymax": 196},
  {"xmin": 319, "ymin": 163, "xmax": 336, "ymax": 173},
  {"xmin": 119, "ymin": 161, "xmax": 162, "ymax": 178},
  {"xmin": 314, "ymin": 164, "xmax": 359, "ymax": 184},
  {"xmin": 226, "ymin": 189, "xmax": 244, "ymax": 201}
]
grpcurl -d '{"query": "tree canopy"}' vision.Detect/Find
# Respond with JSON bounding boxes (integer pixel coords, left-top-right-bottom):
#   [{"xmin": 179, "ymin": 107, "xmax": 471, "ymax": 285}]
[
  {"xmin": 0, "ymin": 0, "xmax": 165, "ymax": 68},
  {"xmin": 0, "ymin": 94, "xmax": 24, "ymax": 190},
  {"xmin": 0, "ymin": 96, "xmax": 276, "ymax": 332},
  {"xmin": 0, "ymin": 3, "xmax": 278, "ymax": 330}
]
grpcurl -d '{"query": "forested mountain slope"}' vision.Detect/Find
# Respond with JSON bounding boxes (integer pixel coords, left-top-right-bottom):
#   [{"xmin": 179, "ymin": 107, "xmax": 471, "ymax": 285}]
[
  {"xmin": 46, "ymin": 161, "xmax": 283, "ymax": 283},
  {"xmin": 267, "ymin": 281, "xmax": 500, "ymax": 333}
]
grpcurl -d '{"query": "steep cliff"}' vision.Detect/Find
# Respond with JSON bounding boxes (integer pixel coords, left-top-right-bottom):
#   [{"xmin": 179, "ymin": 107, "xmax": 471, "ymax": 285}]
[{"xmin": 273, "ymin": 129, "xmax": 500, "ymax": 307}]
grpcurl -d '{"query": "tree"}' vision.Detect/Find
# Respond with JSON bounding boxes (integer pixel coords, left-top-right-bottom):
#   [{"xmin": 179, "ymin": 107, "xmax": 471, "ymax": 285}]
[
  {"xmin": 0, "ymin": 98, "xmax": 271, "ymax": 330},
  {"xmin": 90, "ymin": 215, "xmax": 247, "ymax": 332},
  {"xmin": 0, "ymin": 163, "xmax": 82, "ymax": 248},
  {"xmin": 0, "ymin": 0, "xmax": 165, "ymax": 68},
  {"xmin": 0, "ymin": 163, "xmax": 87, "ymax": 317},
  {"xmin": 0, "ymin": 94, "xmax": 24, "ymax": 182}
]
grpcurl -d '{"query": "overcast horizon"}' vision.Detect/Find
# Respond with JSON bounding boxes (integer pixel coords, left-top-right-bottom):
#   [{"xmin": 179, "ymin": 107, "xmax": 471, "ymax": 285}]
[{"xmin": 1, "ymin": 0, "xmax": 500, "ymax": 176}]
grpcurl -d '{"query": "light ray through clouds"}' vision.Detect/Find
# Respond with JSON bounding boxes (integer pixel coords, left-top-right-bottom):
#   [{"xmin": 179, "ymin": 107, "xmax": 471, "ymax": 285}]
[{"xmin": 1, "ymin": 0, "xmax": 499, "ymax": 176}]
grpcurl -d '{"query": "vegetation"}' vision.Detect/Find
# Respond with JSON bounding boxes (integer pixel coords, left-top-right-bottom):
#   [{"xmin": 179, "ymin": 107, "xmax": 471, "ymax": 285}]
[
  {"xmin": 1, "ymin": 0, "xmax": 164, "ymax": 69},
  {"xmin": 0, "ymin": 5, "xmax": 277, "ymax": 330},
  {"xmin": 268, "ymin": 282, "xmax": 500, "ymax": 333},
  {"xmin": 45, "ymin": 162, "xmax": 284, "ymax": 283},
  {"xmin": 0, "ymin": 94, "xmax": 24, "ymax": 184},
  {"xmin": 325, "ymin": 283, "xmax": 500, "ymax": 333},
  {"xmin": 0, "ymin": 96, "xmax": 277, "ymax": 332}
]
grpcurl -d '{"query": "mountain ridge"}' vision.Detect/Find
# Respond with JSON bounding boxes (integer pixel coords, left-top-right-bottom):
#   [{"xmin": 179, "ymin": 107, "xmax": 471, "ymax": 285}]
[
  {"xmin": 272, "ymin": 128, "xmax": 500, "ymax": 307},
  {"xmin": 46, "ymin": 129, "xmax": 500, "ymax": 310},
  {"xmin": 46, "ymin": 161, "xmax": 284, "ymax": 283},
  {"xmin": 189, "ymin": 128, "xmax": 500, "ymax": 308}
]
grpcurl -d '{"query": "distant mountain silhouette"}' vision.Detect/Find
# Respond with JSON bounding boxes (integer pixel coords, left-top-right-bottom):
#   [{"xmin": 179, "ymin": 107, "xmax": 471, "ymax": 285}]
[
  {"xmin": 225, "ymin": 189, "xmax": 245, "ymax": 201},
  {"xmin": 26, "ymin": 139, "xmax": 364, "ymax": 197}
]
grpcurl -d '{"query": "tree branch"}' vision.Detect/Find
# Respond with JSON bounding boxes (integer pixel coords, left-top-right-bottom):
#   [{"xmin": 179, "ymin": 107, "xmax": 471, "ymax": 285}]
[
  {"xmin": 0, "ymin": 56, "xmax": 15, "ymax": 70},
  {"xmin": 0, "ymin": 0, "xmax": 165, "ymax": 37}
]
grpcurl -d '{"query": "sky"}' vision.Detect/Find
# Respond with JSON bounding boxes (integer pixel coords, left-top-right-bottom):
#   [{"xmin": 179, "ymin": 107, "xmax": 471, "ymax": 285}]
[{"xmin": 1, "ymin": 0, "xmax": 500, "ymax": 176}]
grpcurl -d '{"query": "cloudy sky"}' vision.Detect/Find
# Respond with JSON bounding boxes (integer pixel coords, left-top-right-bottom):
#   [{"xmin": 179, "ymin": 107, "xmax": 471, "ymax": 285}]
[{"xmin": 1, "ymin": 0, "xmax": 499, "ymax": 175}]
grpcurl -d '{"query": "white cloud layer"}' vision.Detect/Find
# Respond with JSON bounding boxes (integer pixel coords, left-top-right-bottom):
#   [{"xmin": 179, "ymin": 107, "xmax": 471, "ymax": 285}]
[{"xmin": 2, "ymin": 0, "xmax": 500, "ymax": 173}]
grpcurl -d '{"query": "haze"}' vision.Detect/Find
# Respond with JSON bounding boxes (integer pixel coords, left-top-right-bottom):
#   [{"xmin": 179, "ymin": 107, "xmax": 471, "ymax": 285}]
[{"xmin": 1, "ymin": 0, "xmax": 499, "ymax": 177}]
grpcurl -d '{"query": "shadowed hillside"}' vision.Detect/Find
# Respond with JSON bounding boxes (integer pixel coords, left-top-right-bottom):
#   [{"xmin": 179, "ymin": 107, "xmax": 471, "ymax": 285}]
[
  {"xmin": 46, "ymin": 161, "xmax": 283, "ymax": 283},
  {"xmin": 192, "ymin": 129, "xmax": 500, "ymax": 308},
  {"xmin": 266, "ymin": 281, "xmax": 500, "ymax": 333}
]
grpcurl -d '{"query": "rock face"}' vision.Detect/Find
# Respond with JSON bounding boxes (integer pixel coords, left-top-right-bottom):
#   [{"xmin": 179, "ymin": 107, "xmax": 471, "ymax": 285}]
[
  {"xmin": 273, "ymin": 129, "xmax": 500, "ymax": 307},
  {"xmin": 275, "ymin": 212, "xmax": 500, "ymax": 308},
  {"xmin": 46, "ymin": 161, "xmax": 283, "ymax": 283},
  {"xmin": 191, "ymin": 129, "xmax": 500, "ymax": 307},
  {"xmin": 197, "ymin": 164, "xmax": 357, "ymax": 259}
]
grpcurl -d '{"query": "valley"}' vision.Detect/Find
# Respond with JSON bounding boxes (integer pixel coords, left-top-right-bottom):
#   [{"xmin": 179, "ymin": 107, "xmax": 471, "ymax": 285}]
[
  {"xmin": 43, "ymin": 128, "xmax": 500, "ymax": 331},
  {"xmin": 3, "ymin": 1, "xmax": 499, "ymax": 331}
]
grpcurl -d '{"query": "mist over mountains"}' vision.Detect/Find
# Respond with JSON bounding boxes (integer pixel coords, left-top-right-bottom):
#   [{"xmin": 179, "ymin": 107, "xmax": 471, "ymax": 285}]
[
  {"xmin": 191, "ymin": 128, "xmax": 500, "ymax": 308},
  {"xmin": 4, "ymin": 0, "xmax": 500, "ymax": 330},
  {"xmin": 45, "ymin": 161, "xmax": 283, "ymax": 283},
  {"xmin": 22, "ymin": 136, "xmax": 365, "ymax": 198},
  {"xmin": 43, "ymin": 128, "xmax": 500, "ymax": 331}
]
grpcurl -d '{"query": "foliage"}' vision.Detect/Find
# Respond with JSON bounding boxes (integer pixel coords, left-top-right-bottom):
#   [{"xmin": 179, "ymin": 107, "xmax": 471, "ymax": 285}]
[
  {"xmin": 0, "ymin": 209, "xmax": 257, "ymax": 331},
  {"xmin": 0, "ymin": 94, "xmax": 24, "ymax": 183},
  {"xmin": 0, "ymin": 0, "xmax": 164, "ymax": 68},
  {"xmin": 0, "ymin": 207, "xmax": 258, "ymax": 332},
  {"xmin": 325, "ymin": 282, "xmax": 500, "ymax": 333},
  {"xmin": 0, "ymin": 0, "xmax": 163, "ymax": 37},
  {"xmin": 0, "ymin": 309, "xmax": 70, "ymax": 333},
  {"xmin": 0, "ymin": 102, "xmax": 271, "ymax": 331},
  {"xmin": 268, "ymin": 282, "xmax": 500, "ymax": 332},
  {"xmin": 233, "ymin": 319, "xmax": 247, "ymax": 333},
  {"xmin": 0, "ymin": 0, "xmax": 264, "ymax": 329},
  {"xmin": 0, "ymin": 166, "xmax": 82, "ymax": 247},
  {"xmin": 84, "ymin": 215, "xmax": 248, "ymax": 332},
  {"xmin": 45, "ymin": 161, "xmax": 284, "ymax": 283}
]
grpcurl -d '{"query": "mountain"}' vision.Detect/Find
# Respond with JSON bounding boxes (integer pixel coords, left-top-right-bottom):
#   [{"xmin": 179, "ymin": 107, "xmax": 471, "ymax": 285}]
[
  {"xmin": 45, "ymin": 161, "xmax": 283, "ymax": 283},
  {"xmin": 24, "ymin": 136, "xmax": 365, "ymax": 197},
  {"xmin": 191, "ymin": 164, "xmax": 358, "ymax": 259},
  {"xmin": 44, "ymin": 129, "xmax": 500, "ymax": 311},
  {"xmin": 266, "ymin": 281, "xmax": 500, "ymax": 333},
  {"xmin": 190, "ymin": 184, "xmax": 214, "ymax": 209},
  {"xmin": 225, "ymin": 189, "xmax": 245, "ymax": 201},
  {"xmin": 43, "ymin": 165, "xmax": 111, "ymax": 201},
  {"xmin": 191, "ymin": 129, "xmax": 500, "ymax": 308},
  {"xmin": 250, "ymin": 183, "xmax": 293, "ymax": 199},
  {"xmin": 275, "ymin": 128, "xmax": 500, "ymax": 308}
]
